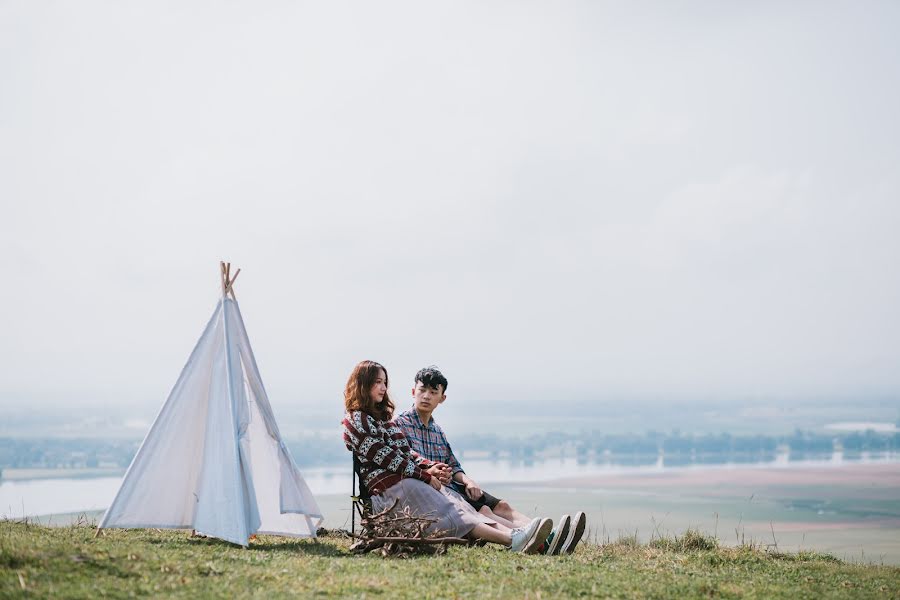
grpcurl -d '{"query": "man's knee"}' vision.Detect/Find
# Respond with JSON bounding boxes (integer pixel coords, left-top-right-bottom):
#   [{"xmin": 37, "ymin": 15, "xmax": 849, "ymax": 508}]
[
  {"xmin": 478, "ymin": 506, "xmax": 494, "ymax": 517},
  {"xmin": 495, "ymin": 500, "xmax": 511, "ymax": 513}
]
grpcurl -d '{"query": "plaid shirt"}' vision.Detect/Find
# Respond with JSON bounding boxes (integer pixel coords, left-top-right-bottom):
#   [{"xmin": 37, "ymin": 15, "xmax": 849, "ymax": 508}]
[{"xmin": 394, "ymin": 407, "xmax": 465, "ymax": 478}]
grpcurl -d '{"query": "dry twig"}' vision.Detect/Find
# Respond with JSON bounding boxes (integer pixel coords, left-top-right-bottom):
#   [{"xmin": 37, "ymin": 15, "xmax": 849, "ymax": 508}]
[{"xmin": 349, "ymin": 499, "xmax": 469, "ymax": 557}]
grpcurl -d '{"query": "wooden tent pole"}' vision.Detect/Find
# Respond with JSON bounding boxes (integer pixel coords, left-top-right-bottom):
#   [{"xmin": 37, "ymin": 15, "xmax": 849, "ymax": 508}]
[
  {"xmin": 220, "ymin": 261, "xmax": 240, "ymax": 299},
  {"xmin": 225, "ymin": 268, "xmax": 241, "ymax": 299}
]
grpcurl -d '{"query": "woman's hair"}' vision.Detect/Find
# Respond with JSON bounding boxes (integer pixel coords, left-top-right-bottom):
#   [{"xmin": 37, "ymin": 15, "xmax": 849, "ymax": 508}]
[{"xmin": 344, "ymin": 360, "xmax": 395, "ymax": 421}]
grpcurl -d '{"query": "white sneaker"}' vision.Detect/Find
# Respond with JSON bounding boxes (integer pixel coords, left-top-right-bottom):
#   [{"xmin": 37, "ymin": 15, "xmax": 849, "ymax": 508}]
[
  {"xmin": 546, "ymin": 514, "xmax": 572, "ymax": 555},
  {"xmin": 510, "ymin": 518, "xmax": 541, "ymax": 552},
  {"xmin": 560, "ymin": 511, "xmax": 586, "ymax": 554},
  {"xmin": 523, "ymin": 518, "xmax": 553, "ymax": 554}
]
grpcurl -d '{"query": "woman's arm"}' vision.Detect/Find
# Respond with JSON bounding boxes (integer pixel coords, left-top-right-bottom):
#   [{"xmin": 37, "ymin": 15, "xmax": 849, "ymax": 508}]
[
  {"xmin": 343, "ymin": 412, "xmax": 433, "ymax": 484},
  {"xmin": 384, "ymin": 421, "xmax": 435, "ymax": 468}
]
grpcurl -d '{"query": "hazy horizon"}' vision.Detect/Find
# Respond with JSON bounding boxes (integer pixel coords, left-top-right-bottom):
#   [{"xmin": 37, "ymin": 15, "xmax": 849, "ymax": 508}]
[
  {"xmin": 2, "ymin": 1, "xmax": 899, "ymax": 413},
  {"xmin": 3, "ymin": 394, "xmax": 897, "ymax": 442}
]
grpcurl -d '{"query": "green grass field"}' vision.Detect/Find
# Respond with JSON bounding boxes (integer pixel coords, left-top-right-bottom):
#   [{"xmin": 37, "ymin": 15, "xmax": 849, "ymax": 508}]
[{"xmin": 2, "ymin": 520, "xmax": 899, "ymax": 599}]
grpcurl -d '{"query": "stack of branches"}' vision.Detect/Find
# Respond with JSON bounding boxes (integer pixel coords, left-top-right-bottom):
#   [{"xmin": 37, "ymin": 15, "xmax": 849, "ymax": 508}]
[{"xmin": 350, "ymin": 499, "xmax": 470, "ymax": 558}]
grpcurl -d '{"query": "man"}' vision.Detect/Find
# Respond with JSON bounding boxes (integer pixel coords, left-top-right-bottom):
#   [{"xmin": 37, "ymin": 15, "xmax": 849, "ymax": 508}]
[{"xmin": 394, "ymin": 365, "xmax": 585, "ymax": 554}]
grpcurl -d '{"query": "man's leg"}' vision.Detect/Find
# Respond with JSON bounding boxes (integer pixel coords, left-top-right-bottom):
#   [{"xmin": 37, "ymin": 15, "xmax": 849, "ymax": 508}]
[
  {"xmin": 465, "ymin": 488, "xmax": 532, "ymax": 529},
  {"xmin": 492, "ymin": 500, "xmax": 531, "ymax": 528}
]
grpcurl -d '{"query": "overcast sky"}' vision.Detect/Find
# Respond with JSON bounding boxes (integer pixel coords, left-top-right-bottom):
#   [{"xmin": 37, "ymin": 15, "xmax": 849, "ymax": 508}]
[{"xmin": 1, "ymin": 1, "xmax": 898, "ymax": 416}]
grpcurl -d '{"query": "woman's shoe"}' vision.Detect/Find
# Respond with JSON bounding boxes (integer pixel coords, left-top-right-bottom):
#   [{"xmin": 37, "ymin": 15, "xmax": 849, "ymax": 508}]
[
  {"xmin": 510, "ymin": 518, "xmax": 553, "ymax": 553},
  {"xmin": 510, "ymin": 518, "xmax": 541, "ymax": 552},
  {"xmin": 522, "ymin": 518, "xmax": 553, "ymax": 554}
]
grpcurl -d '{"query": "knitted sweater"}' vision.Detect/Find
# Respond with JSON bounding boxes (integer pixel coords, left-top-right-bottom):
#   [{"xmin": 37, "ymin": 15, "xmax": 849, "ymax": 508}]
[{"xmin": 342, "ymin": 410, "xmax": 434, "ymax": 495}]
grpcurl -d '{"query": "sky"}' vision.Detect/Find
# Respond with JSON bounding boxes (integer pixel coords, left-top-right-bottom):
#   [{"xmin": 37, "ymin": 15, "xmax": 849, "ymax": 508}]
[{"xmin": 1, "ymin": 1, "xmax": 899, "ymax": 418}]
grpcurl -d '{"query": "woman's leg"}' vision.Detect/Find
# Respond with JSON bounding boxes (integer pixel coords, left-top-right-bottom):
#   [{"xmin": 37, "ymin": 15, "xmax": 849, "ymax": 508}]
[
  {"xmin": 478, "ymin": 506, "xmax": 516, "ymax": 529},
  {"xmin": 467, "ymin": 515, "xmax": 516, "ymax": 546},
  {"xmin": 468, "ymin": 522, "xmax": 511, "ymax": 546},
  {"xmin": 393, "ymin": 479, "xmax": 514, "ymax": 542}
]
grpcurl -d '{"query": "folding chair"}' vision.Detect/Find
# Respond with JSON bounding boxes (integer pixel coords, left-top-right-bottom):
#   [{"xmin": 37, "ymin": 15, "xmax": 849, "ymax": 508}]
[{"xmin": 350, "ymin": 455, "xmax": 372, "ymax": 537}]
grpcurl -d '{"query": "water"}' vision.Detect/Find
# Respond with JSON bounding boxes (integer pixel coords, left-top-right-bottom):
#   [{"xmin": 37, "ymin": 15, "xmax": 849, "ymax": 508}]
[
  {"xmin": 0, "ymin": 477, "xmax": 122, "ymax": 519},
  {"xmin": 824, "ymin": 421, "xmax": 899, "ymax": 433},
  {"xmin": 3, "ymin": 451, "xmax": 899, "ymax": 519}
]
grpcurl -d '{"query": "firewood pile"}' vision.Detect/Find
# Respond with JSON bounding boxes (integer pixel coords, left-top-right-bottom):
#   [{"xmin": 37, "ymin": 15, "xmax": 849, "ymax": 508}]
[{"xmin": 349, "ymin": 499, "xmax": 470, "ymax": 557}]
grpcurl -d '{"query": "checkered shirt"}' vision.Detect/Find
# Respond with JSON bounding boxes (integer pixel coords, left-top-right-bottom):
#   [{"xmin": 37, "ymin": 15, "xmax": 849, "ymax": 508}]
[{"xmin": 394, "ymin": 407, "xmax": 465, "ymax": 478}]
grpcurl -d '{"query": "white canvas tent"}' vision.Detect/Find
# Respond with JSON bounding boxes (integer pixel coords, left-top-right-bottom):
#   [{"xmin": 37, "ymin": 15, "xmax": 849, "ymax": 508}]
[{"xmin": 98, "ymin": 263, "xmax": 323, "ymax": 546}]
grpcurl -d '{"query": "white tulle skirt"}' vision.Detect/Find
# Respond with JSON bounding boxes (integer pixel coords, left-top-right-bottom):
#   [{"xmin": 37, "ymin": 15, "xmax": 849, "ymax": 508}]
[{"xmin": 371, "ymin": 478, "xmax": 496, "ymax": 538}]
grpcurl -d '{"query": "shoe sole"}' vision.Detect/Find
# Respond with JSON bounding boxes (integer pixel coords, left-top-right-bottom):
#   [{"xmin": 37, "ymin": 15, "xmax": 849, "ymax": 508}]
[
  {"xmin": 561, "ymin": 511, "xmax": 586, "ymax": 554},
  {"xmin": 547, "ymin": 515, "xmax": 571, "ymax": 556},
  {"xmin": 523, "ymin": 518, "xmax": 553, "ymax": 554}
]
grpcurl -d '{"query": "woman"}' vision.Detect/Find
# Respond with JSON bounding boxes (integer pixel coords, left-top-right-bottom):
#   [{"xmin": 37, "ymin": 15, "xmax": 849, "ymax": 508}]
[{"xmin": 341, "ymin": 360, "xmax": 550, "ymax": 552}]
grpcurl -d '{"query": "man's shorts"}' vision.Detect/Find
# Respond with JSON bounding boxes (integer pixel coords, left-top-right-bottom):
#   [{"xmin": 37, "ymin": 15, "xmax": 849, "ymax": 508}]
[{"xmin": 450, "ymin": 482, "xmax": 501, "ymax": 511}]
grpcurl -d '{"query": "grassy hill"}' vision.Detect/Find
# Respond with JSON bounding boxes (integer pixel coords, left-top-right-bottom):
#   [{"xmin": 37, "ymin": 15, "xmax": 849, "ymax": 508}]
[{"xmin": 1, "ymin": 520, "xmax": 898, "ymax": 599}]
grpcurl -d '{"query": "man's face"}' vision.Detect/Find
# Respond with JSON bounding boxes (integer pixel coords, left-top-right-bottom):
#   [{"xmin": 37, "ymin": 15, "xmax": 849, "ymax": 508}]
[{"xmin": 412, "ymin": 382, "xmax": 446, "ymax": 413}]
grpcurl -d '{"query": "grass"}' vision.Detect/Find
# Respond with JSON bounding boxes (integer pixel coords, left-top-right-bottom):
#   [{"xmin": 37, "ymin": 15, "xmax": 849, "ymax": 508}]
[
  {"xmin": 1, "ymin": 519, "xmax": 899, "ymax": 599},
  {"xmin": 649, "ymin": 528, "xmax": 720, "ymax": 552}
]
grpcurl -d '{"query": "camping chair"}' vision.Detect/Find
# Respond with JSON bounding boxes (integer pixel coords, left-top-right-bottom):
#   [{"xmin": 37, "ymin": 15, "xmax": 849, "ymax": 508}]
[{"xmin": 350, "ymin": 455, "xmax": 372, "ymax": 537}]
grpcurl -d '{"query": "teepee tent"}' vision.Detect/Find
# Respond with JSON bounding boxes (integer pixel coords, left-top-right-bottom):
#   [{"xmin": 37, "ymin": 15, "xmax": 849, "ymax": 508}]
[{"xmin": 98, "ymin": 263, "xmax": 322, "ymax": 546}]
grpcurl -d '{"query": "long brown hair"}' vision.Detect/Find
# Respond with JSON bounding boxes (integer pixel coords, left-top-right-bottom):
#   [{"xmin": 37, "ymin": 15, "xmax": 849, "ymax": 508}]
[{"xmin": 344, "ymin": 360, "xmax": 395, "ymax": 421}]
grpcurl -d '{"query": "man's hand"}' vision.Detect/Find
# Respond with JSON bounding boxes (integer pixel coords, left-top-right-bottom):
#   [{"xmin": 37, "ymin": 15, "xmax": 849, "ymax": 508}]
[
  {"xmin": 464, "ymin": 480, "xmax": 482, "ymax": 501},
  {"xmin": 428, "ymin": 476, "xmax": 443, "ymax": 491}
]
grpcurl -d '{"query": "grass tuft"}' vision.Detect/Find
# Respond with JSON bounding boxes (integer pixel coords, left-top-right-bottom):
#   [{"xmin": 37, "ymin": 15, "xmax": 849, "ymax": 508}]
[
  {"xmin": 609, "ymin": 532, "xmax": 640, "ymax": 548},
  {"xmin": 650, "ymin": 528, "xmax": 718, "ymax": 552}
]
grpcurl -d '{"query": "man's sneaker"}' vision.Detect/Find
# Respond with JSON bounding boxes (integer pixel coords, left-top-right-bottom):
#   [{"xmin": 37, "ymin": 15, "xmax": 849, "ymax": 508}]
[
  {"xmin": 560, "ymin": 511, "xmax": 586, "ymax": 554},
  {"xmin": 545, "ymin": 514, "xmax": 571, "ymax": 555},
  {"xmin": 510, "ymin": 518, "xmax": 542, "ymax": 552}
]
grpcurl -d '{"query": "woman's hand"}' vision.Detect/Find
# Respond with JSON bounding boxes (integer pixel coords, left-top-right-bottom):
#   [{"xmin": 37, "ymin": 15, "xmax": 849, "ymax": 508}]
[
  {"xmin": 427, "ymin": 464, "xmax": 452, "ymax": 484},
  {"xmin": 428, "ymin": 476, "xmax": 443, "ymax": 491}
]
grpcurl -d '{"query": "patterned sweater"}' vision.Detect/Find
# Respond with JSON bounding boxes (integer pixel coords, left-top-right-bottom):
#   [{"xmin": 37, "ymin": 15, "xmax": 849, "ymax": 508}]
[{"xmin": 342, "ymin": 410, "xmax": 434, "ymax": 495}]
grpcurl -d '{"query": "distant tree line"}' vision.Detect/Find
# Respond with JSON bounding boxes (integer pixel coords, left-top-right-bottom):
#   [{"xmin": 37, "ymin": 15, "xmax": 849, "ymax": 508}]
[
  {"xmin": 1, "ymin": 429, "xmax": 898, "ymax": 473},
  {"xmin": 0, "ymin": 438, "xmax": 138, "ymax": 470},
  {"xmin": 450, "ymin": 429, "xmax": 900, "ymax": 463}
]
